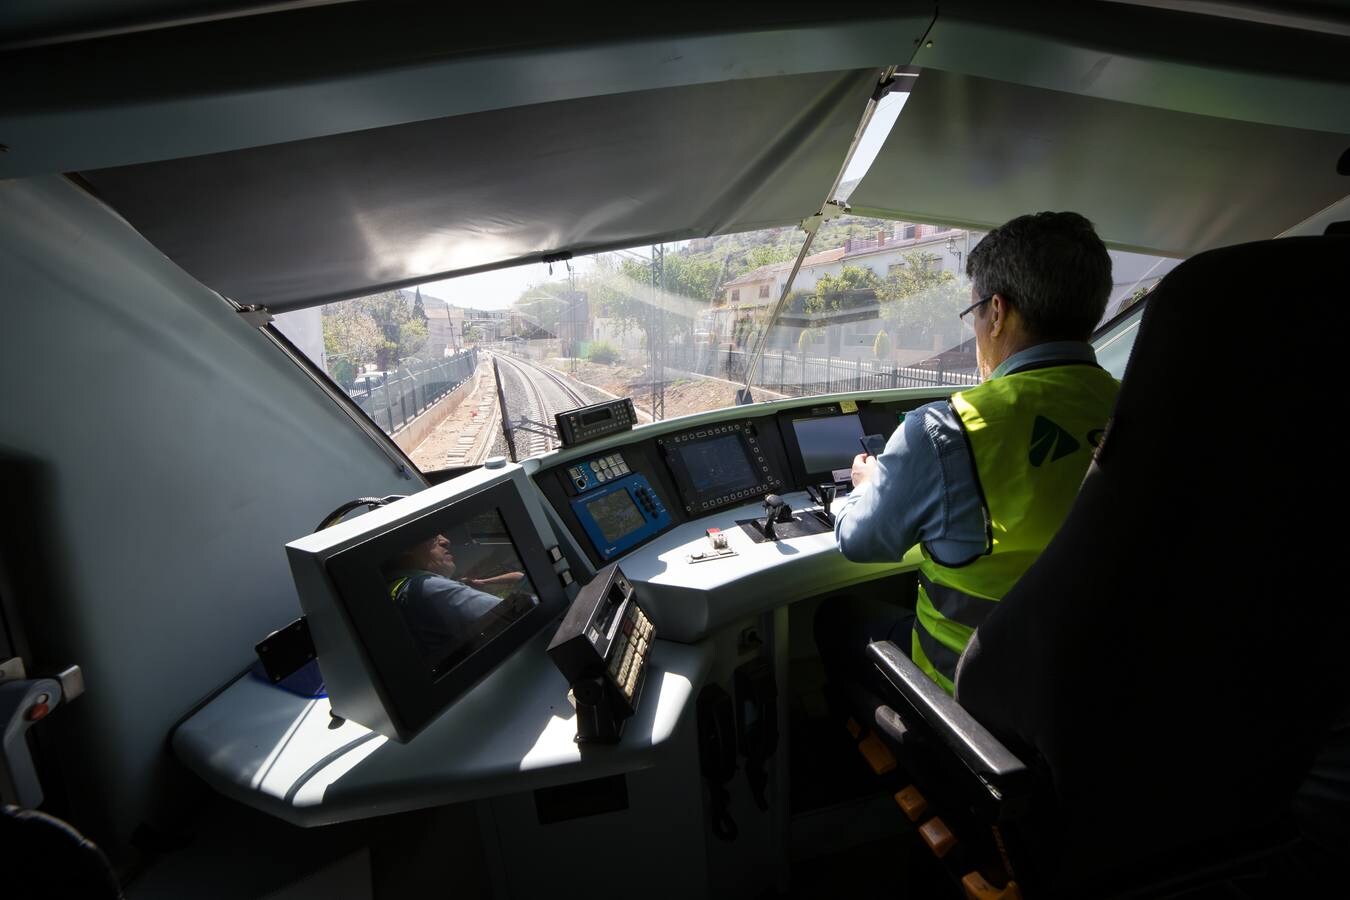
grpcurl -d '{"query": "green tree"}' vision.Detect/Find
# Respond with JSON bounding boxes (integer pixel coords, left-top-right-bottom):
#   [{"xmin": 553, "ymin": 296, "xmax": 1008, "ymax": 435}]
[
  {"xmin": 583, "ymin": 250, "xmax": 718, "ymax": 344},
  {"xmin": 816, "ymin": 265, "xmax": 883, "ymax": 294},
  {"xmin": 322, "ymin": 303, "xmax": 384, "ymax": 384},
  {"xmin": 512, "ymin": 284, "xmax": 575, "ymax": 337},
  {"xmin": 587, "ymin": 341, "xmax": 620, "ymax": 365},
  {"xmin": 808, "ymin": 265, "xmax": 883, "ymax": 316},
  {"xmin": 324, "ymin": 290, "xmax": 430, "ymax": 369},
  {"xmin": 743, "ymin": 243, "xmax": 794, "ymax": 271},
  {"xmin": 877, "ymin": 252, "xmax": 968, "ymax": 350}
]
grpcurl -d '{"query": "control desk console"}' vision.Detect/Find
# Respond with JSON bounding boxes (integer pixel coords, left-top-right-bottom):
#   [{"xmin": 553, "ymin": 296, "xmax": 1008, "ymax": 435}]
[{"xmin": 538, "ymin": 398, "xmax": 916, "ymax": 569}]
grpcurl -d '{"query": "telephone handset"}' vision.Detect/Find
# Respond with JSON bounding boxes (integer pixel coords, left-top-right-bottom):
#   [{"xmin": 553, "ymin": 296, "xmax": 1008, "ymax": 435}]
[{"xmin": 697, "ymin": 685, "xmax": 738, "ymax": 841}]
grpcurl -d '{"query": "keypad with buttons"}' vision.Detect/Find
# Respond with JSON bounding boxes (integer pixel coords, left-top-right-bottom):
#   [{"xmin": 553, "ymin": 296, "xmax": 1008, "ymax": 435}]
[
  {"xmin": 605, "ymin": 601, "xmax": 655, "ymax": 706},
  {"xmin": 569, "ymin": 452, "xmax": 632, "ymax": 492}
]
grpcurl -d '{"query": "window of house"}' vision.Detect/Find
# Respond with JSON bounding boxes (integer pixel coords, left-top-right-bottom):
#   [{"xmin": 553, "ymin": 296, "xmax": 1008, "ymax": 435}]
[
  {"xmin": 758, "ymin": 284, "xmax": 771, "ymax": 298},
  {"xmin": 902, "ymin": 224, "xmax": 917, "ymax": 239},
  {"xmin": 731, "ymin": 289, "xmax": 740, "ymax": 302}
]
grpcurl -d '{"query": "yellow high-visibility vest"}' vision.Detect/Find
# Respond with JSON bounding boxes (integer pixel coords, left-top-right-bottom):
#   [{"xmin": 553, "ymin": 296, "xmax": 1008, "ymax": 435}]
[{"xmin": 912, "ymin": 363, "xmax": 1120, "ymax": 692}]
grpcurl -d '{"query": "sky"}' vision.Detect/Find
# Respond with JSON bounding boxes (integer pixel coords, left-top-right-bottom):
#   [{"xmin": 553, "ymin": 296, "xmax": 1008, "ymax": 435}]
[{"xmin": 416, "ymin": 91, "xmax": 908, "ymax": 311}]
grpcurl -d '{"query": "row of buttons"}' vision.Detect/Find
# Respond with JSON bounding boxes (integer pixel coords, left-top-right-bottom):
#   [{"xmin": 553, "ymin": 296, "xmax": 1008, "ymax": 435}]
[
  {"xmin": 590, "ymin": 453, "xmax": 628, "ymax": 483},
  {"xmin": 607, "ymin": 604, "xmax": 655, "ymax": 701},
  {"xmin": 670, "ymin": 423, "xmax": 739, "ymax": 443},
  {"xmin": 696, "ymin": 478, "xmax": 784, "ymax": 510},
  {"xmin": 569, "ymin": 453, "xmax": 630, "ymax": 490}
]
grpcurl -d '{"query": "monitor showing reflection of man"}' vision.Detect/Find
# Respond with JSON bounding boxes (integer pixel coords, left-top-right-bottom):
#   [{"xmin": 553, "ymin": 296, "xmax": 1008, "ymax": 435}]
[{"xmin": 384, "ymin": 531, "xmax": 538, "ymax": 673}]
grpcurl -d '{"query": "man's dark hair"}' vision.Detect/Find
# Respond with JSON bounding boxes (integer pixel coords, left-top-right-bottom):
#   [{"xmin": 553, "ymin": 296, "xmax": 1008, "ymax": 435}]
[{"xmin": 965, "ymin": 211, "xmax": 1112, "ymax": 341}]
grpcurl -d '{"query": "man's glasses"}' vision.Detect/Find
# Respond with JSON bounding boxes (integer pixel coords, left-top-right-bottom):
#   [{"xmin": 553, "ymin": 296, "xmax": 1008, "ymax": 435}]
[{"xmin": 958, "ymin": 296, "xmax": 992, "ymax": 322}]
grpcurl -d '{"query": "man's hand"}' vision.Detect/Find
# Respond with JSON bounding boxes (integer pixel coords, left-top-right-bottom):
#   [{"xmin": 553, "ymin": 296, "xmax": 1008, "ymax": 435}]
[{"xmin": 851, "ymin": 452, "xmax": 878, "ymax": 489}]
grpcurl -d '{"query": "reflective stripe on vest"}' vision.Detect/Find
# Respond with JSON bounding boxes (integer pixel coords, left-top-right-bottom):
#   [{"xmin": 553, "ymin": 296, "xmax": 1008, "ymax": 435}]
[
  {"xmin": 912, "ymin": 362, "xmax": 1120, "ymax": 692},
  {"xmin": 389, "ymin": 575, "xmax": 410, "ymax": 601}
]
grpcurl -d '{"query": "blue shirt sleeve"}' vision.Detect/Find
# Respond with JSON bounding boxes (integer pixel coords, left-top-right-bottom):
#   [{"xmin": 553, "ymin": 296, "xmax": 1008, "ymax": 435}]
[{"xmin": 834, "ymin": 400, "xmax": 987, "ymax": 565}]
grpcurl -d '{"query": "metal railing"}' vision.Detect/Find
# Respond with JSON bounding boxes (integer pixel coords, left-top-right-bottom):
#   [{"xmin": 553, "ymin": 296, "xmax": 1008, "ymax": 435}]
[
  {"xmin": 669, "ymin": 345, "xmax": 980, "ymax": 395},
  {"xmin": 483, "ymin": 338, "xmax": 978, "ymax": 413},
  {"xmin": 349, "ymin": 348, "xmax": 479, "ymax": 435}
]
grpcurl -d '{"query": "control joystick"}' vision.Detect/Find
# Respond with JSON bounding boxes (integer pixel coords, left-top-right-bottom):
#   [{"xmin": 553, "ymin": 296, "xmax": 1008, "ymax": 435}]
[
  {"xmin": 758, "ymin": 494, "xmax": 792, "ymax": 540},
  {"xmin": 806, "ymin": 483, "xmax": 837, "ymax": 526}
]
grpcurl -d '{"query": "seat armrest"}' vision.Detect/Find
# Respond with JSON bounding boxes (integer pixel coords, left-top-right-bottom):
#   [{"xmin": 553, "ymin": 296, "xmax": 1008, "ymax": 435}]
[{"xmin": 867, "ymin": 640, "xmax": 1030, "ymax": 805}]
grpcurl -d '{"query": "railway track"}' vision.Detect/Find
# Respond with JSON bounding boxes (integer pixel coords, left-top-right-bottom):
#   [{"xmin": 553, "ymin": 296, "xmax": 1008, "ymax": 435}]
[{"xmin": 493, "ymin": 352, "xmax": 591, "ymax": 459}]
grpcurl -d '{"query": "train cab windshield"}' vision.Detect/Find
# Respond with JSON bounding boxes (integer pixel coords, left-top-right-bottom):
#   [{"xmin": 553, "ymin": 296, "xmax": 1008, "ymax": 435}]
[
  {"xmin": 270, "ymin": 78, "xmax": 1185, "ymax": 475},
  {"xmin": 2, "ymin": 4, "xmax": 1348, "ymax": 900}
]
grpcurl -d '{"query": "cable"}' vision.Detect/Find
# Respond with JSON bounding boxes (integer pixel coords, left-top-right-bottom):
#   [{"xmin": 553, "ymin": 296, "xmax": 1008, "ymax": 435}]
[{"xmin": 315, "ymin": 495, "xmax": 407, "ymax": 531}]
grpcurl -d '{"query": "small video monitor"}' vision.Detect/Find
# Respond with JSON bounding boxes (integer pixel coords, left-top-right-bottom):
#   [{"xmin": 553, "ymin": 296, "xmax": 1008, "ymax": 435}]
[
  {"xmin": 792, "ymin": 413, "xmax": 866, "ymax": 483},
  {"xmin": 380, "ymin": 509, "xmax": 540, "ymax": 678},
  {"xmin": 287, "ymin": 466, "xmax": 569, "ymax": 742}
]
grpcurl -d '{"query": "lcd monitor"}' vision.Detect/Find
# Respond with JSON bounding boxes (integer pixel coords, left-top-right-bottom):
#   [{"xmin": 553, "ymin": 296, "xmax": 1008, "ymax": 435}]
[{"xmin": 287, "ymin": 465, "xmax": 570, "ymax": 741}]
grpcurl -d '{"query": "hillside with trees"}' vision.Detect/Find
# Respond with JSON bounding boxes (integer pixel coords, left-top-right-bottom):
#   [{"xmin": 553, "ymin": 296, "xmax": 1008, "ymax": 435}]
[{"xmin": 511, "ymin": 215, "xmax": 945, "ymax": 342}]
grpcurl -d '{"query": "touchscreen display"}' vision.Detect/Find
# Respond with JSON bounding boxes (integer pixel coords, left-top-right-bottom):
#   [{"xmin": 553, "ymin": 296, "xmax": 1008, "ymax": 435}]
[
  {"xmin": 677, "ymin": 434, "xmax": 759, "ymax": 495},
  {"xmin": 586, "ymin": 489, "xmax": 647, "ymax": 544},
  {"xmin": 380, "ymin": 508, "xmax": 541, "ymax": 676},
  {"xmin": 793, "ymin": 414, "xmax": 866, "ymax": 474}
]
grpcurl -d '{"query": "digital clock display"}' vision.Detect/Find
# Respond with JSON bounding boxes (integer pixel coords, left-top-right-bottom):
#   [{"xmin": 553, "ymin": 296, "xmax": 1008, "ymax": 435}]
[{"xmin": 579, "ymin": 407, "xmax": 613, "ymax": 426}]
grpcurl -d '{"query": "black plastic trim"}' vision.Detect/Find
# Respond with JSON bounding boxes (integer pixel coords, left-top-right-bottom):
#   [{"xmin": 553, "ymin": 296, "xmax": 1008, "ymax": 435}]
[{"xmin": 867, "ymin": 640, "xmax": 1029, "ymax": 802}]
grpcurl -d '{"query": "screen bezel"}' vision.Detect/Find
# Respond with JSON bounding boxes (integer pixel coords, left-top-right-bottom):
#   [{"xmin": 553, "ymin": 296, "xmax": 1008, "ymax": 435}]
[
  {"xmin": 791, "ymin": 413, "xmax": 866, "ymax": 480},
  {"xmin": 583, "ymin": 487, "xmax": 647, "ymax": 545},
  {"xmin": 324, "ymin": 480, "xmax": 567, "ymax": 739},
  {"xmin": 659, "ymin": 422, "xmax": 777, "ymax": 513},
  {"xmin": 779, "ymin": 404, "xmax": 866, "ymax": 487}
]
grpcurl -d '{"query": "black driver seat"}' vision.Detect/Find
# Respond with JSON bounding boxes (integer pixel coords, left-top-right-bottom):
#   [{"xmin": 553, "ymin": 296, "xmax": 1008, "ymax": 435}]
[{"xmin": 871, "ymin": 234, "xmax": 1350, "ymax": 895}]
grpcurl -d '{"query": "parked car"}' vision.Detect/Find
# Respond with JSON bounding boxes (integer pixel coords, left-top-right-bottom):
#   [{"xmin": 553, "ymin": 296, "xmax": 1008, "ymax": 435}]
[{"xmin": 347, "ymin": 371, "xmax": 389, "ymax": 397}]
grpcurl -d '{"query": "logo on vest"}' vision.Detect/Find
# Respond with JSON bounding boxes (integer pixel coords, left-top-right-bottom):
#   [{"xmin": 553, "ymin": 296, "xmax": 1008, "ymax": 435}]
[{"xmin": 1029, "ymin": 416, "xmax": 1080, "ymax": 466}]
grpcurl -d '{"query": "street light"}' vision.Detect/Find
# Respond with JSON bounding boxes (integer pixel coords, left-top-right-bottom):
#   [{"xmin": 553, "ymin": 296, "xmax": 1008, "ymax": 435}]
[{"xmin": 946, "ymin": 234, "xmax": 964, "ymax": 272}]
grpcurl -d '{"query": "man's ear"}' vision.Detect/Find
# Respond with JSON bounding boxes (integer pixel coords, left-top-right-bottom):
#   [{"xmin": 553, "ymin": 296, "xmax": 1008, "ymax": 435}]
[{"xmin": 989, "ymin": 293, "xmax": 1007, "ymax": 337}]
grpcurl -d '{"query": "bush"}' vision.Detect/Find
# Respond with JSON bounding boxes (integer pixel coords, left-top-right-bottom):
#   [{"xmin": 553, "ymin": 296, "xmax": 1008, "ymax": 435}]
[
  {"xmin": 588, "ymin": 341, "xmax": 620, "ymax": 365},
  {"xmin": 873, "ymin": 329, "xmax": 892, "ymax": 359},
  {"xmin": 330, "ymin": 358, "xmax": 357, "ymax": 390}
]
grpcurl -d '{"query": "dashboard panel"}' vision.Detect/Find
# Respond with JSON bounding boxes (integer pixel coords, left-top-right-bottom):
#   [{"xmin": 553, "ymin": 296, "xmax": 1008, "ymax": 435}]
[{"xmin": 535, "ymin": 393, "xmax": 932, "ymax": 571}]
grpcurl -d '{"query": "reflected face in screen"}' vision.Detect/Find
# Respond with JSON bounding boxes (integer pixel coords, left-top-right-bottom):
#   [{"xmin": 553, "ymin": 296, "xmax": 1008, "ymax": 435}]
[
  {"xmin": 380, "ymin": 510, "xmax": 543, "ymax": 676},
  {"xmin": 402, "ymin": 534, "xmax": 457, "ymax": 579}
]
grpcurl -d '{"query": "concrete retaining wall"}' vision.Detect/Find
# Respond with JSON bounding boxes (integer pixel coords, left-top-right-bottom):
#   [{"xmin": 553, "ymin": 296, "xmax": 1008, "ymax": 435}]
[{"xmin": 393, "ymin": 368, "xmax": 480, "ymax": 453}]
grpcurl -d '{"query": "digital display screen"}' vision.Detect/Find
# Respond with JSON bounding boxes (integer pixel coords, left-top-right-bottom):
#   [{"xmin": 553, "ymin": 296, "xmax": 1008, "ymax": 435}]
[
  {"xmin": 380, "ymin": 508, "xmax": 541, "ymax": 677},
  {"xmin": 580, "ymin": 407, "xmax": 613, "ymax": 426},
  {"xmin": 586, "ymin": 489, "xmax": 647, "ymax": 544},
  {"xmin": 676, "ymin": 434, "xmax": 759, "ymax": 495},
  {"xmin": 793, "ymin": 414, "xmax": 866, "ymax": 475}
]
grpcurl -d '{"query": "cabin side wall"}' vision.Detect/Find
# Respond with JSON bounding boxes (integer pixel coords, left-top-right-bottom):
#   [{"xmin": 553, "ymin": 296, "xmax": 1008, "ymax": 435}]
[{"xmin": 0, "ymin": 176, "xmax": 414, "ymax": 853}]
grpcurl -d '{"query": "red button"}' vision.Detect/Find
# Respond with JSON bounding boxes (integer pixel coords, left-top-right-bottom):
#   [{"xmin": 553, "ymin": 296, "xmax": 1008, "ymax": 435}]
[{"xmin": 26, "ymin": 703, "xmax": 50, "ymax": 722}]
